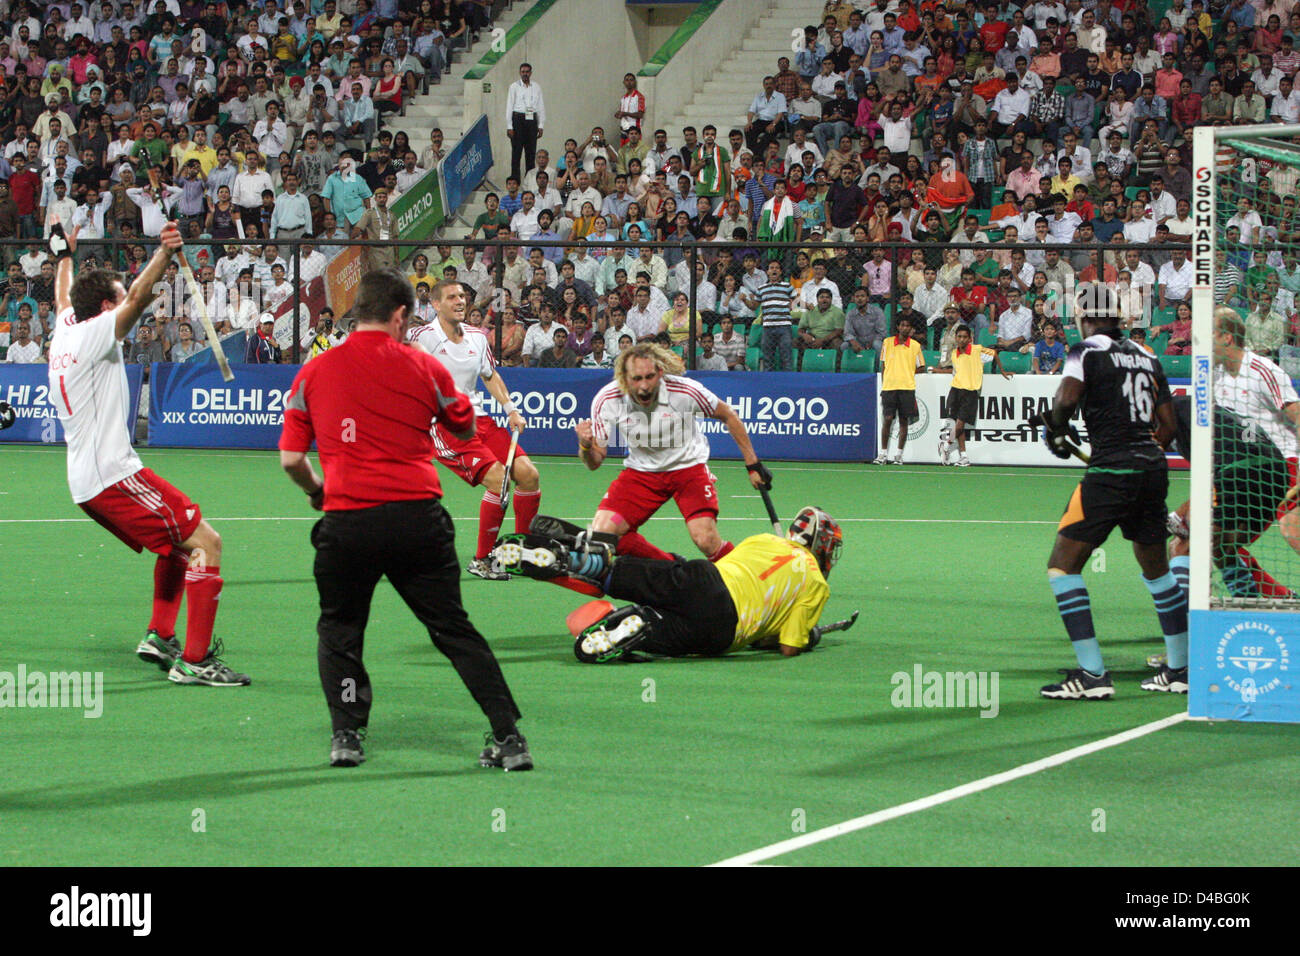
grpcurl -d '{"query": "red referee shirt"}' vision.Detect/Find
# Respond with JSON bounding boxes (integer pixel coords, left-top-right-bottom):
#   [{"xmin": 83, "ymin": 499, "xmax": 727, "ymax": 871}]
[{"xmin": 279, "ymin": 327, "xmax": 475, "ymax": 511}]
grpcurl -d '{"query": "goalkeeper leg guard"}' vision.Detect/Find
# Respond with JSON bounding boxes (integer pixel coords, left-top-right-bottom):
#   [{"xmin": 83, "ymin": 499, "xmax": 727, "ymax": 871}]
[
  {"xmin": 492, "ymin": 533, "xmax": 613, "ymax": 584},
  {"xmin": 573, "ymin": 605, "xmax": 662, "ymax": 663}
]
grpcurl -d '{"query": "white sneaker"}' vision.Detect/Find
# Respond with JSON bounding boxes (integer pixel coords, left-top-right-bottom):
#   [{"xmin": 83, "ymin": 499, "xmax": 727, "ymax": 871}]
[
  {"xmin": 956, "ymin": 455, "xmax": 970, "ymax": 467},
  {"xmin": 888, "ymin": 455, "xmax": 903, "ymax": 465},
  {"xmin": 873, "ymin": 453, "xmax": 889, "ymax": 465}
]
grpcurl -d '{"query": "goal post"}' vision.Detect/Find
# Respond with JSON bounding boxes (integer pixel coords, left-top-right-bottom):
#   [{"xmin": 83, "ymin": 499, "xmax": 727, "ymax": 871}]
[{"xmin": 1189, "ymin": 123, "xmax": 1300, "ymax": 723}]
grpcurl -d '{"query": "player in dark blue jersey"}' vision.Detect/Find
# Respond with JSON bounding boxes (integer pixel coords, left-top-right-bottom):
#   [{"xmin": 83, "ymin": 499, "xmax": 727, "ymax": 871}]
[{"xmin": 1035, "ymin": 290, "xmax": 1187, "ymax": 699}]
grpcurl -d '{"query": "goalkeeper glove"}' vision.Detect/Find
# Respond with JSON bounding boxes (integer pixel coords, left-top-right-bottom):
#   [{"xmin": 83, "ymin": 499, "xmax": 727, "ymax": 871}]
[
  {"xmin": 48, "ymin": 223, "xmax": 71, "ymax": 261},
  {"xmin": 746, "ymin": 460, "xmax": 773, "ymax": 490}
]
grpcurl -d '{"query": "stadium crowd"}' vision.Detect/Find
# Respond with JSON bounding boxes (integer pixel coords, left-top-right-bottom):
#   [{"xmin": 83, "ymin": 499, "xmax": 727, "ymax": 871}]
[
  {"xmin": 467, "ymin": 0, "xmax": 1300, "ymax": 374},
  {"xmin": 1, "ymin": 0, "xmax": 1298, "ymax": 376},
  {"xmin": 0, "ymin": 0, "xmax": 502, "ymax": 362}
]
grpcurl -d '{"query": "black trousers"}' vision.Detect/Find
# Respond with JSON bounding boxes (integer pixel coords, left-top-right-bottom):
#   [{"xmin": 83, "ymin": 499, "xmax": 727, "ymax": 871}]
[
  {"xmin": 312, "ymin": 498, "xmax": 521, "ymax": 735},
  {"xmin": 510, "ymin": 112, "xmax": 539, "ymax": 182},
  {"xmin": 606, "ymin": 556, "xmax": 738, "ymax": 657}
]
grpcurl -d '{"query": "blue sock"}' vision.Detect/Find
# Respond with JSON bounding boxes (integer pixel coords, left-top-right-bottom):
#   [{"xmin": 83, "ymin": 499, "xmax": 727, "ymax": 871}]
[
  {"xmin": 1143, "ymin": 571, "xmax": 1188, "ymax": 670},
  {"xmin": 1170, "ymin": 554, "xmax": 1189, "ymax": 601},
  {"xmin": 1049, "ymin": 572, "xmax": 1104, "ymax": 674},
  {"xmin": 1220, "ymin": 556, "xmax": 1258, "ymax": 597}
]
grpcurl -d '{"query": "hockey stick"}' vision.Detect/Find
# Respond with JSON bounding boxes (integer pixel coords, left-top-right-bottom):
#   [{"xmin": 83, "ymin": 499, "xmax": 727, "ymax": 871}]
[
  {"xmin": 498, "ymin": 427, "xmax": 520, "ymax": 510},
  {"xmin": 1059, "ymin": 439, "xmax": 1090, "ymax": 465},
  {"xmin": 179, "ymin": 257, "xmax": 234, "ymax": 382},
  {"xmin": 758, "ymin": 485, "xmax": 781, "ymax": 534},
  {"xmin": 809, "ymin": 610, "xmax": 860, "ymax": 648}
]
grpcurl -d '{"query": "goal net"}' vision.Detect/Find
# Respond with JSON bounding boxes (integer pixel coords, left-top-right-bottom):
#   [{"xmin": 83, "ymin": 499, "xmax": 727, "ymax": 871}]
[{"xmin": 1189, "ymin": 124, "xmax": 1300, "ymax": 723}]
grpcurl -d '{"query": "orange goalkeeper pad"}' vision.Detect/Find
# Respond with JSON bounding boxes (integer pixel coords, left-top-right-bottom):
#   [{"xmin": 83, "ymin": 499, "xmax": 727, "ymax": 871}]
[{"xmin": 566, "ymin": 600, "xmax": 615, "ymax": 637}]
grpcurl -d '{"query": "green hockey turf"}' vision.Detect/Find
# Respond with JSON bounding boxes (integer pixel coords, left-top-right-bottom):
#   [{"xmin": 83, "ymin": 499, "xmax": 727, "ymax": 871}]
[{"xmin": 2, "ymin": 448, "xmax": 1297, "ymax": 866}]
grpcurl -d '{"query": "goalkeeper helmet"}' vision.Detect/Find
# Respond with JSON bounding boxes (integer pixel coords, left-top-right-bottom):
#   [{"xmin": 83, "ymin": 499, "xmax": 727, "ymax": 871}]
[{"xmin": 787, "ymin": 506, "xmax": 843, "ymax": 576}]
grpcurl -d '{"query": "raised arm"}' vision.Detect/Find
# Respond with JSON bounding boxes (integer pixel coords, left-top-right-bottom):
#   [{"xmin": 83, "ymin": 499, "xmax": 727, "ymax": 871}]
[
  {"xmin": 53, "ymin": 225, "xmax": 78, "ymax": 314},
  {"xmin": 115, "ymin": 221, "xmax": 184, "ymax": 339}
]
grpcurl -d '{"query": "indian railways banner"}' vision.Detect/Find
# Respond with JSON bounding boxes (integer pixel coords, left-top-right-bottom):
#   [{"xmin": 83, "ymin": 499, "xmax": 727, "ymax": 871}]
[
  {"xmin": 896, "ymin": 374, "xmax": 1191, "ymax": 467},
  {"xmin": 143, "ymin": 364, "xmax": 875, "ymax": 460},
  {"xmin": 898, "ymin": 374, "xmax": 1085, "ymax": 466},
  {"xmin": 0, "ymin": 363, "xmax": 143, "ymax": 444}
]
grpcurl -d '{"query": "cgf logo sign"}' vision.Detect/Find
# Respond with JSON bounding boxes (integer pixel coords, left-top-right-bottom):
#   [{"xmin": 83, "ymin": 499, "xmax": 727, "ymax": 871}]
[{"xmin": 1192, "ymin": 164, "xmax": 1214, "ymax": 287}]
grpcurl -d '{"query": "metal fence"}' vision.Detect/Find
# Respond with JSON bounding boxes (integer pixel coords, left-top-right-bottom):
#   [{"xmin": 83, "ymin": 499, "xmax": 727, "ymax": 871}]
[{"xmin": 0, "ymin": 234, "xmax": 1195, "ymax": 368}]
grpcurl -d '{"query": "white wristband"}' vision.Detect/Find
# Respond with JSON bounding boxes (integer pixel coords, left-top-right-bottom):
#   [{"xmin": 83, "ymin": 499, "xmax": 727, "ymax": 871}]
[{"xmin": 503, "ymin": 402, "xmax": 518, "ymax": 415}]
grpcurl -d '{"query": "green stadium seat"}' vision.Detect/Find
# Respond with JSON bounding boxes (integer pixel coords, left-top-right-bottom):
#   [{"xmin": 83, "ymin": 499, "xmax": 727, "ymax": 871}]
[
  {"xmin": 972, "ymin": 208, "xmax": 991, "ymax": 225},
  {"xmin": 747, "ymin": 322, "xmax": 763, "ymax": 347},
  {"xmin": 800, "ymin": 349, "xmax": 839, "ymax": 372},
  {"xmin": 745, "ymin": 346, "xmax": 762, "ymax": 370},
  {"xmin": 923, "ymin": 350, "xmax": 941, "ymax": 368},
  {"xmin": 1161, "ymin": 355, "xmax": 1192, "ymax": 378},
  {"xmin": 998, "ymin": 351, "xmax": 1032, "ymax": 374},
  {"xmin": 1065, "ymin": 327, "xmax": 1082, "ymax": 344},
  {"xmin": 1148, "ymin": 332, "xmax": 1170, "ymax": 354},
  {"xmin": 1151, "ymin": 307, "xmax": 1178, "ymax": 327},
  {"xmin": 978, "ymin": 329, "xmax": 998, "ymax": 347},
  {"xmin": 840, "ymin": 349, "xmax": 876, "ymax": 372},
  {"xmin": 1125, "ymin": 186, "xmax": 1143, "ymax": 201}
]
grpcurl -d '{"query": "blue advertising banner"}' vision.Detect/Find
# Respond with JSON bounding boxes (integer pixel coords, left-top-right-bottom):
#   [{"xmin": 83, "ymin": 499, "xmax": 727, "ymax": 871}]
[
  {"xmin": 1, "ymin": 363, "xmax": 143, "ymax": 444},
  {"xmin": 1190, "ymin": 609, "xmax": 1300, "ymax": 723},
  {"xmin": 148, "ymin": 362, "xmax": 297, "ymax": 448},
  {"xmin": 474, "ymin": 369, "xmax": 874, "ymax": 460},
  {"xmin": 439, "ymin": 113, "xmax": 493, "ymax": 217},
  {"xmin": 144, "ymin": 362, "xmax": 876, "ymax": 460}
]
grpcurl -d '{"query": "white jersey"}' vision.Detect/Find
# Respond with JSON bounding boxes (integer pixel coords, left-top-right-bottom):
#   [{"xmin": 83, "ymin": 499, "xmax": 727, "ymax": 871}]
[
  {"xmin": 48, "ymin": 306, "xmax": 144, "ymax": 503},
  {"xmin": 591, "ymin": 373, "xmax": 719, "ymax": 472},
  {"xmin": 407, "ymin": 321, "xmax": 496, "ymax": 412},
  {"xmin": 1216, "ymin": 350, "xmax": 1300, "ymax": 460}
]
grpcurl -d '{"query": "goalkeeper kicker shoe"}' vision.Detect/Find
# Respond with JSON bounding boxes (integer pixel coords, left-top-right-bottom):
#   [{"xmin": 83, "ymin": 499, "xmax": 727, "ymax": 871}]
[
  {"xmin": 167, "ymin": 640, "xmax": 251, "ymax": 686},
  {"xmin": 330, "ymin": 728, "xmax": 366, "ymax": 767},
  {"xmin": 479, "ymin": 732, "xmax": 533, "ymax": 771},
  {"xmin": 136, "ymin": 629, "xmax": 181, "ymax": 671},
  {"xmin": 1140, "ymin": 665, "xmax": 1189, "ymax": 694},
  {"xmin": 1040, "ymin": 668, "xmax": 1114, "ymax": 700},
  {"xmin": 574, "ymin": 607, "xmax": 658, "ymax": 663}
]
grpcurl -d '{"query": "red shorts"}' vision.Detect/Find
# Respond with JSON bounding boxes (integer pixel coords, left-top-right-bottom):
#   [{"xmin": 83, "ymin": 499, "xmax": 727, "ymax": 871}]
[
  {"xmin": 598, "ymin": 463, "xmax": 719, "ymax": 531},
  {"xmin": 79, "ymin": 468, "xmax": 203, "ymax": 555},
  {"xmin": 433, "ymin": 414, "xmax": 524, "ymax": 486}
]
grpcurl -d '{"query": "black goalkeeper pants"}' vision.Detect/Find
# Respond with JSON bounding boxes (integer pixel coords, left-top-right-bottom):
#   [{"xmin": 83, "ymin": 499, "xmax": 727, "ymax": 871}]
[
  {"xmin": 606, "ymin": 556, "xmax": 738, "ymax": 657},
  {"xmin": 312, "ymin": 498, "xmax": 521, "ymax": 736}
]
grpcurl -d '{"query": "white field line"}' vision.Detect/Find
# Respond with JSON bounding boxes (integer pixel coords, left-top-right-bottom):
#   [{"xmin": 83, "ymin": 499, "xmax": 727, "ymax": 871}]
[{"xmin": 709, "ymin": 712, "xmax": 1190, "ymax": 867}]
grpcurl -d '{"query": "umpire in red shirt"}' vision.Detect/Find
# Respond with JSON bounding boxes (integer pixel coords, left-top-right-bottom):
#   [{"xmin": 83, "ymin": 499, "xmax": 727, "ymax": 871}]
[{"xmin": 279, "ymin": 269, "xmax": 532, "ymax": 771}]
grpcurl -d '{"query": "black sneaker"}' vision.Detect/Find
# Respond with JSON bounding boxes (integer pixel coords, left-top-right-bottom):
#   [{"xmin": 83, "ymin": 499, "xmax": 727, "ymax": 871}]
[
  {"xmin": 136, "ymin": 629, "xmax": 181, "ymax": 671},
  {"xmin": 1040, "ymin": 667, "xmax": 1115, "ymax": 700},
  {"xmin": 479, "ymin": 732, "xmax": 533, "ymax": 771},
  {"xmin": 1140, "ymin": 665, "xmax": 1189, "ymax": 693},
  {"xmin": 167, "ymin": 639, "xmax": 251, "ymax": 686},
  {"xmin": 330, "ymin": 728, "xmax": 366, "ymax": 767}
]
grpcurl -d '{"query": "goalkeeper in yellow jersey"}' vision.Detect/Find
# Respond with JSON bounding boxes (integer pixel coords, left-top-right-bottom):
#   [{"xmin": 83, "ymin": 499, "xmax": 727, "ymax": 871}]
[{"xmin": 490, "ymin": 508, "xmax": 842, "ymax": 662}]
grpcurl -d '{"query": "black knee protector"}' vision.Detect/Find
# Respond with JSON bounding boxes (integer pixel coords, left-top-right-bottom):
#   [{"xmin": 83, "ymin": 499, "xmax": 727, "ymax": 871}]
[{"xmin": 573, "ymin": 604, "xmax": 663, "ymax": 663}]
